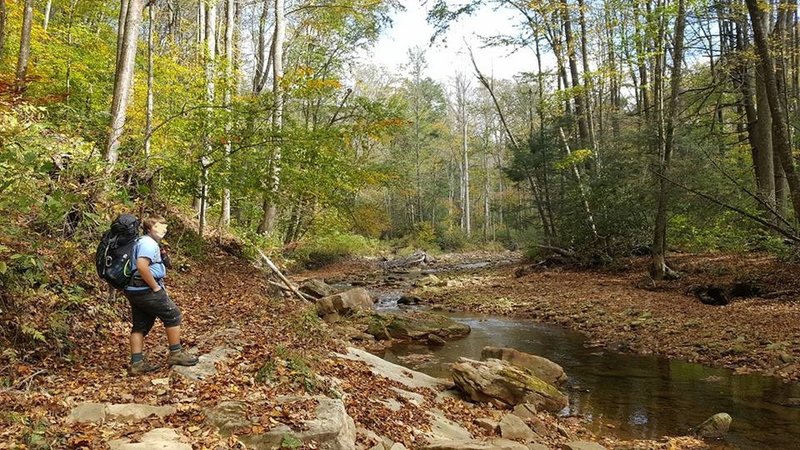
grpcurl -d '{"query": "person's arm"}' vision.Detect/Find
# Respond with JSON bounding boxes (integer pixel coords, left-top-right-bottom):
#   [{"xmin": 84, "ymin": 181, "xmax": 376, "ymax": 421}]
[{"xmin": 136, "ymin": 257, "xmax": 162, "ymax": 292}]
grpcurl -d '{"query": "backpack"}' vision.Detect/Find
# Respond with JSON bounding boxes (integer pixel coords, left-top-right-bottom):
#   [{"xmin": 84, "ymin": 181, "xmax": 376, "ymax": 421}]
[{"xmin": 96, "ymin": 214, "xmax": 141, "ymax": 290}]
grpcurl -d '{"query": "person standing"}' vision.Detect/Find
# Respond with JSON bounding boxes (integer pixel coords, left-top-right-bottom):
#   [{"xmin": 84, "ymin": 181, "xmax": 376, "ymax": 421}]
[{"xmin": 124, "ymin": 216, "xmax": 198, "ymax": 374}]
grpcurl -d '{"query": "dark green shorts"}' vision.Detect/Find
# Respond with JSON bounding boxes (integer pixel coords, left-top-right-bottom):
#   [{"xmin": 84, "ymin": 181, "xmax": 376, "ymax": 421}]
[{"xmin": 124, "ymin": 288, "xmax": 182, "ymax": 335}]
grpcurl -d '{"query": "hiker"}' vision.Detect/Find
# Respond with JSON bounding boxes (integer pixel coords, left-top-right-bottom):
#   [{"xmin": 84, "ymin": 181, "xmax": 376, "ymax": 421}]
[{"xmin": 124, "ymin": 216, "xmax": 198, "ymax": 374}]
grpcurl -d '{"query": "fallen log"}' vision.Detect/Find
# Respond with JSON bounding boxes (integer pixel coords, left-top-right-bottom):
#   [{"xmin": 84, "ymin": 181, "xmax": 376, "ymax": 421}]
[{"xmin": 258, "ymin": 250, "xmax": 312, "ymax": 303}]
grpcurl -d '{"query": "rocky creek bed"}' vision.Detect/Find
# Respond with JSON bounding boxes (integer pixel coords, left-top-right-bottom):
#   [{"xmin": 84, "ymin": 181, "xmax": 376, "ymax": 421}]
[{"xmin": 298, "ymin": 250, "xmax": 800, "ymax": 449}]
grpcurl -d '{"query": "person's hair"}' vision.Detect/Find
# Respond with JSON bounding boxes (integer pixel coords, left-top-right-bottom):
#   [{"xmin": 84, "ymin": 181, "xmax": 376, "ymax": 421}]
[{"xmin": 142, "ymin": 216, "xmax": 167, "ymax": 233}]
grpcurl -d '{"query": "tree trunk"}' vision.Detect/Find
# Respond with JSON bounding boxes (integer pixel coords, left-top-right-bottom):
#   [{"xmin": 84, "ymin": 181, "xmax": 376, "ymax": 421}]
[
  {"xmin": 746, "ymin": 0, "xmax": 800, "ymax": 220},
  {"xmin": 15, "ymin": 0, "xmax": 35, "ymax": 90},
  {"xmin": 634, "ymin": 0, "xmax": 650, "ymax": 120},
  {"xmin": 253, "ymin": 0, "xmax": 270, "ymax": 94},
  {"xmin": 651, "ymin": 0, "xmax": 686, "ymax": 279},
  {"xmin": 43, "ymin": 0, "xmax": 52, "ymax": 32},
  {"xmin": 577, "ymin": 0, "xmax": 596, "ymax": 152},
  {"xmin": 199, "ymin": 1, "xmax": 217, "ymax": 237},
  {"xmin": 144, "ymin": 2, "xmax": 154, "ymax": 162},
  {"xmin": 259, "ymin": 0, "xmax": 284, "ymax": 235},
  {"xmin": 106, "ymin": 0, "xmax": 145, "ymax": 166},
  {"xmin": 462, "ymin": 115, "xmax": 471, "ymax": 236},
  {"xmin": 221, "ymin": 0, "xmax": 234, "ymax": 227},
  {"xmin": 0, "ymin": 0, "xmax": 6, "ymax": 58},
  {"xmin": 116, "ymin": 0, "xmax": 130, "ymax": 65},
  {"xmin": 483, "ymin": 141, "xmax": 490, "ymax": 240},
  {"xmin": 559, "ymin": 128, "xmax": 598, "ymax": 238}
]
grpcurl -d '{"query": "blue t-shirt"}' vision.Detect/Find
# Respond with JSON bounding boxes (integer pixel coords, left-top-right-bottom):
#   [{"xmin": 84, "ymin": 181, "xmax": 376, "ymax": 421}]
[{"xmin": 125, "ymin": 235, "xmax": 166, "ymax": 292}]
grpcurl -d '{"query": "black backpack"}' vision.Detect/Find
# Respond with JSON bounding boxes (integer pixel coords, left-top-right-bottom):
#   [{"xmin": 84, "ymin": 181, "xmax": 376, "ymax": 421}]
[{"xmin": 96, "ymin": 214, "xmax": 141, "ymax": 290}]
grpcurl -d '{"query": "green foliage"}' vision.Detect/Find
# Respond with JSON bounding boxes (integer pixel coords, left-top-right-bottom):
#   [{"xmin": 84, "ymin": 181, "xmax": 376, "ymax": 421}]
[
  {"xmin": 396, "ymin": 222, "xmax": 439, "ymax": 253},
  {"xmin": 291, "ymin": 231, "xmax": 381, "ymax": 268},
  {"xmin": 436, "ymin": 227, "xmax": 471, "ymax": 251}
]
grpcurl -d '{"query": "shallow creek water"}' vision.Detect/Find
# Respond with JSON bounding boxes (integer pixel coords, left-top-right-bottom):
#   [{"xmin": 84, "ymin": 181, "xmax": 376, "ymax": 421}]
[{"xmin": 376, "ymin": 296, "xmax": 800, "ymax": 449}]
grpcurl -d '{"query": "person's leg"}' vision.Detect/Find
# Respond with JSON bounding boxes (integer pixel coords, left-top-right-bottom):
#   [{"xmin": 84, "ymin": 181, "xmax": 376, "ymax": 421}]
[
  {"xmin": 128, "ymin": 295, "xmax": 158, "ymax": 374},
  {"xmin": 130, "ymin": 332, "xmax": 144, "ymax": 354},
  {"xmin": 153, "ymin": 290, "xmax": 197, "ymax": 367},
  {"xmin": 165, "ymin": 325, "xmax": 180, "ymax": 346}
]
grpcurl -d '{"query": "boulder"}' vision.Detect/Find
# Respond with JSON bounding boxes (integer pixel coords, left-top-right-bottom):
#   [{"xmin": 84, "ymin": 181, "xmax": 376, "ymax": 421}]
[
  {"xmin": 317, "ymin": 288, "xmax": 373, "ymax": 319},
  {"xmin": 108, "ymin": 428, "xmax": 191, "ymax": 450},
  {"xmin": 208, "ymin": 397, "xmax": 356, "ymax": 450},
  {"xmin": 474, "ymin": 418, "xmax": 499, "ymax": 433},
  {"xmin": 366, "ymin": 312, "xmax": 470, "ymax": 342},
  {"xmin": 511, "ymin": 403, "xmax": 537, "ymax": 420},
  {"xmin": 451, "ymin": 358, "xmax": 568, "ymax": 412},
  {"xmin": 692, "ymin": 412, "xmax": 732, "ymax": 438},
  {"xmin": 205, "ymin": 401, "xmax": 251, "ymax": 436},
  {"xmin": 499, "ymin": 414, "xmax": 537, "ymax": 442},
  {"xmin": 481, "ymin": 347, "xmax": 567, "ymax": 386},
  {"xmin": 397, "ymin": 295, "xmax": 422, "ymax": 305},
  {"xmin": 300, "ymin": 278, "xmax": 335, "ymax": 299},
  {"xmin": 428, "ymin": 334, "xmax": 447, "ymax": 346}
]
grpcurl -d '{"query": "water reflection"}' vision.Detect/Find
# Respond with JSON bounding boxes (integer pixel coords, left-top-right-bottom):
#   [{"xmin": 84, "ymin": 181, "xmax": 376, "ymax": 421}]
[{"xmin": 381, "ymin": 311, "xmax": 800, "ymax": 449}]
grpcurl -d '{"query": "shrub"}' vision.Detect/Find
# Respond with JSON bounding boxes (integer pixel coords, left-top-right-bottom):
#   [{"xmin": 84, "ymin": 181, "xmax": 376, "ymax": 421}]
[{"xmin": 291, "ymin": 232, "xmax": 381, "ymax": 268}]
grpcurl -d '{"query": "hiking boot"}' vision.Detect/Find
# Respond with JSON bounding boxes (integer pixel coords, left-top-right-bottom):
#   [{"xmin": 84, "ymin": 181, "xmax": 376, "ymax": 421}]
[
  {"xmin": 167, "ymin": 349, "xmax": 199, "ymax": 367},
  {"xmin": 129, "ymin": 359, "xmax": 159, "ymax": 376}
]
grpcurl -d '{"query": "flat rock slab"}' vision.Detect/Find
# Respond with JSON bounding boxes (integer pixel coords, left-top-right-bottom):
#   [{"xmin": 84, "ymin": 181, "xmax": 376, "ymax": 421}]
[
  {"xmin": 561, "ymin": 442, "xmax": 607, "ymax": 450},
  {"xmin": 67, "ymin": 402, "xmax": 106, "ymax": 423},
  {"xmin": 208, "ymin": 396, "xmax": 356, "ymax": 450},
  {"xmin": 108, "ymin": 428, "xmax": 190, "ymax": 450},
  {"xmin": 425, "ymin": 411, "xmax": 473, "ymax": 442},
  {"xmin": 336, "ymin": 347, "xmax": 450, "ymax": 391},
  {"xmin": 423, "ymin": 438, "xmax": 530, "ymax": 450},
  {"xmin": 106, "ymin": 404, "xmax": 177, "ymax": 422},
  {"xmin": 173, "ymin": 347, "xmax": 237, "ymax": 381},
  {"xmin": 68, "ymin": 403, "xmax": 175, "ymax": 424}
]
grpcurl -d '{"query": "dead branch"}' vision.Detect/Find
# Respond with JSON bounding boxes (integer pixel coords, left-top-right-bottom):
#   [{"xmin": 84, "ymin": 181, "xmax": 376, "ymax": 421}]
[{"xmin": 258, "ymin": 250, "xmax": 312, "ymax": 302}]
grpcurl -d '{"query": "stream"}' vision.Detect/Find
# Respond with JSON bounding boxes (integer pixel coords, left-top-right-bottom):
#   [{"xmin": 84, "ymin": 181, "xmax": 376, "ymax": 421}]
[{"xmin": 374, "ymin": 292, "xmax": 800, "ymax": 449}]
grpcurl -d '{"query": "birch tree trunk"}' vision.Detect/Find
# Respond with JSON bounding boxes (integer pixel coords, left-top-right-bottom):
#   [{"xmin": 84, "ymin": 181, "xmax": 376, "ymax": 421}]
[
  {"xmin": 221, "ymin": 0, "xmax": 234, "ymax": 226},
  {"xmin": 483, "ymin": 140, "xmax": 490, "ymax": 240},
  {"xmin": 253, "ymin": 0, "xmax": 270, "ymax": 94},
  {"xmin": 651, "ymin": 0, "xmax": 686, "ymax": 279},
  {"xmin": 15, "ymin": 0, "xmax": 35, "ymax": 90},
  {"xmin": 455, "ymin": 73, "xmax": 471, "ymax": 236},
  {"xmin": 43, "ymin": 0, "xmax": 52, "ymax": 32},
  {"xmin": 199, "ymin": 1, "xmax": 217, "ymax": 237},
  {"xmin": 258, "ymin": 0, "xmax": 284, "ymax": 235},
  {"xmin": 106, "ymin": 0, "xmax": 145, "ymax": 166},
  {"xmin": 144, "ymin": 2, "xmax": 154, "ymax": 162},
  {"xmin": 116, "ymin": 0, "xmax": 129, "ymax": 66}
]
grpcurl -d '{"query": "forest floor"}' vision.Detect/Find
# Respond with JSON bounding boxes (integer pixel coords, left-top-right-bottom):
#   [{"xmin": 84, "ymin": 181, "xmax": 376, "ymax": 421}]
[
  {"xmin": 323, "ymin": 250, "xmax": 800, "ymax": 384},
  {"xmin": 0, "ymin": 246, "xmax": 713, "ymax": 449}
]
